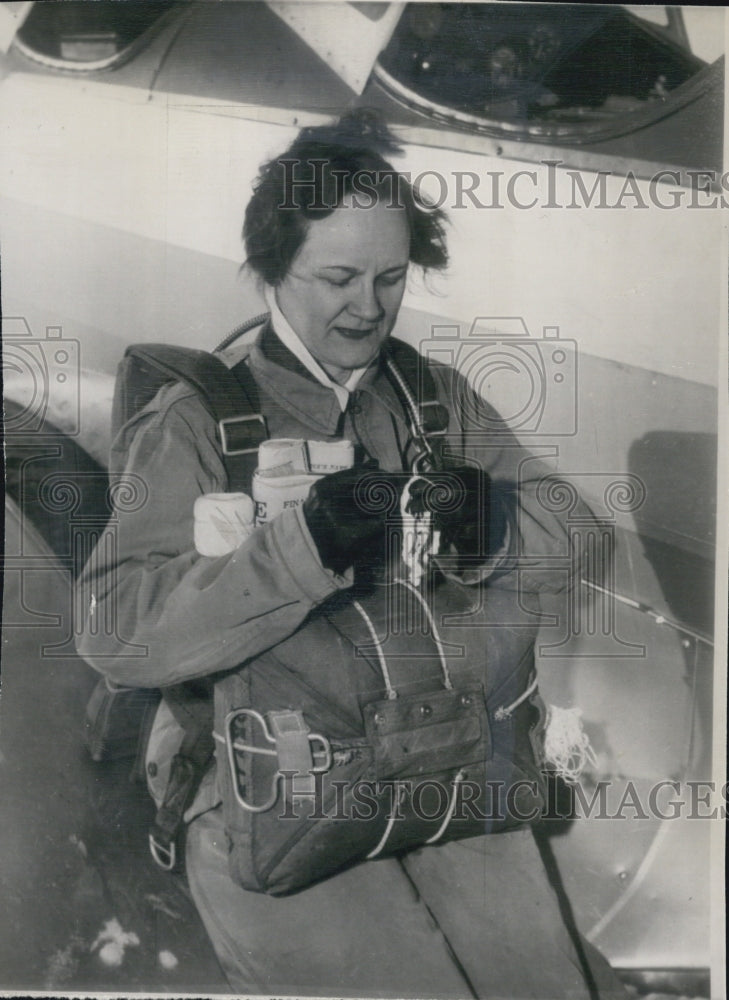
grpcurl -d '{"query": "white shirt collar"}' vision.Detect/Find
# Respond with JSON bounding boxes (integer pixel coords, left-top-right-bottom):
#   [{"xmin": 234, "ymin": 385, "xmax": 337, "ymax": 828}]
[{"xmin": 264, "ymin": 287, "xmax": 368, "ymax": 412}]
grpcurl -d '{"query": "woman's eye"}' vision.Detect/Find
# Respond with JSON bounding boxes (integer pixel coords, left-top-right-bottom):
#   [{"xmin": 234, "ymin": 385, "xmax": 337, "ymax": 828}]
[
  {"xmin": 379, "ymin": 272, "xmax": 406, "ymax": 287},
  {"xmin": 321, "ymin": 271, "xmax": 405, "ymax": 288}
]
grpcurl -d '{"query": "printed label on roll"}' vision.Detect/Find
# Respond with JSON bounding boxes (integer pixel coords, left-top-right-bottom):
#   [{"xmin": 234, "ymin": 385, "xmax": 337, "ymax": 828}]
[
  {"xmin": 252, "ymin": 472, "xmax": 321, "ymax": 526},
  {"xmin": 194, "ymin": 440, "xmax": 356, "ymax": 547},
  {"xmin": 306, "ymin": 439, "xmax": 354, "ymax": 474}
]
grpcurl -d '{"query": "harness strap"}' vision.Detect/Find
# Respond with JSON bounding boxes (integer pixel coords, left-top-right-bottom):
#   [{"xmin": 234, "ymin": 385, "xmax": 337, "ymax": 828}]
[
  {"xmin": 137, "ymin": 337, "xmax": 267, "ymax": 869},
  {"xmin": 268, "ymin": 709, "xmax": 319, "ymax": 798},
  {"xmin": 213, "ymin": 314, "xmax": 450, "ymax": 472},
  {"xmin": 149, "ymin": 682, "xmax": 215, "ymax": 870},
  {"xmin": 115, "ymin": 343, "xmax": 267, "ymax": 493},
  {"xmin": 383, "ymin": 339, "xmax": 449, "ymax": 472}
]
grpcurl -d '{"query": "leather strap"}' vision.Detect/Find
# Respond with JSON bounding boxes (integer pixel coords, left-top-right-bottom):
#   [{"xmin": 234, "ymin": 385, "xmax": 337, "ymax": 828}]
[{"xmin": 119, "ymin": 343, "xmax": 267, "ymax": 869}]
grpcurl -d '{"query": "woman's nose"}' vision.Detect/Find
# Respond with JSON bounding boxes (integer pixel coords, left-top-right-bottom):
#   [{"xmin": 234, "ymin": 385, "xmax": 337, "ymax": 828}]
[{"xmin": 349, "ymin": 280, "xmax": 384, "ymax": 322}]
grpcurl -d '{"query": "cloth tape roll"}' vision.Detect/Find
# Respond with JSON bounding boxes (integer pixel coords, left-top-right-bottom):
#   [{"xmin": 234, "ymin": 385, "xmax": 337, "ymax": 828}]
[
  {"xmin": 253, "ymin": 439, "xmax": 354, "ymax": 525},
  {"xmin": 193, "ymin": 492, "xmax": 256, "ymax": 557},
  {"xmin": 257, "ymin": 439, "xmax": 308, "ymax": 477},
  {"xmin": 257, "ymin": 438, "xmax": 354, "ymax": 477},
  {"xmin": 194, "ymin": 439, "xmax": 354, "ymax": 550}
]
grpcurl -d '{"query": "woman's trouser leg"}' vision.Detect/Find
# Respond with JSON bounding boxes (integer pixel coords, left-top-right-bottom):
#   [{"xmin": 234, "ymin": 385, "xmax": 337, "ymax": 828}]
[
  {"xmin": 186, "ymin": 806, "xmax": 473, "ymax": 998},
  {"xmin": 187, "ymin": 809, "xmax": 628, "ymax": 999},
  {"xmin": 400, "ymin": 828, "xmax": 629, "ymax": 1000}
]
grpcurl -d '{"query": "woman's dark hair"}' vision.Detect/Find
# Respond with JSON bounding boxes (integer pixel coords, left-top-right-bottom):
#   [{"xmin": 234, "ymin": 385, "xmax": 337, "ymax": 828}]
[{"xmin": 243, "ymin": 109, "xmax": 448, "ymax": 285}]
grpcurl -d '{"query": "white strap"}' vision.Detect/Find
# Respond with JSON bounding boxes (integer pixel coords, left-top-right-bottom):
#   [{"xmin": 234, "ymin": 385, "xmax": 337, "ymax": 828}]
[{"xmin": 399, "ymin": 475, "xmax": 440, "ymax": 588}]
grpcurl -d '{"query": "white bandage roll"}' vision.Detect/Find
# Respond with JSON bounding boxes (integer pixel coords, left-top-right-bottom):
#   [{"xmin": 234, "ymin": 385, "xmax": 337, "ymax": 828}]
[
  {"xmin": 257, "ymin": 439, "xmax": 308, "ymax": 478},
  {"xmin": 257, "ymin": 438, "xmax": 354, "ymax": 477},
  {"xmin": 252, "ymin": 471, "xmax": 320, "ymax": 526},
  {"xmin": 193, "ymin": 492, "xmax": 256, "ymax": 557},
  {"xmin": 306, "ymin": 439, "xmax": 354, "ymax": 474}
]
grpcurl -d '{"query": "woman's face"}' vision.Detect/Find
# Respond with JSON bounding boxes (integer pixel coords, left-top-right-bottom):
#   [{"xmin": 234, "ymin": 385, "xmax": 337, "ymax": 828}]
[{"xmin": 275, "ymin": 194, "xmax": 410, "ymax": 384}]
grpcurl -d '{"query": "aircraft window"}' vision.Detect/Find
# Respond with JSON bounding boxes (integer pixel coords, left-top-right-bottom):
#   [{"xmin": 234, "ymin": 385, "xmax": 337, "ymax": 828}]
[
  {"xmin": 15, "ymin": 1, "xmax": 180, "ymax": 70},
  {"xmin": 375, "ymin": 3, "xmax": 711, "ymax": 143}
]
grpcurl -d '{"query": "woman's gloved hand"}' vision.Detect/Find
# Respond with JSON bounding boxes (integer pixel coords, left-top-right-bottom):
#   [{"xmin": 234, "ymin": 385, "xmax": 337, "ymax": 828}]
[
  {"xmin": 303, "ymin": 466, "xmax": 407, "ymax": 575},
  {"xmin": 407, "ymin": 466, "xmax": 510, "ymax": 561}
]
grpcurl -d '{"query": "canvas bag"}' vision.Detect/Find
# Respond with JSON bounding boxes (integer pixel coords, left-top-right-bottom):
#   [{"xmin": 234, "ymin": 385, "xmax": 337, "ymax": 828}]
[{"xmin": 214, "ymin": 571, "xmax": 547, "ymax": 896}]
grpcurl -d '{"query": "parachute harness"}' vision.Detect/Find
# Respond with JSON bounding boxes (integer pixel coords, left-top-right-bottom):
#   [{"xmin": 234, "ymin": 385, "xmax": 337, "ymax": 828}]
[{"xmin": 387, "ymin": 351, "xmax": 597, "ymax": 784}]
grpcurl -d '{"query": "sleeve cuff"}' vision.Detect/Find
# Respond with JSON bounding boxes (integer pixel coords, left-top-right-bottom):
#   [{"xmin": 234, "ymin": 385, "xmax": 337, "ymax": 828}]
[
  {"xmin": 268, "ymin": 505, "xmax": 354, "ymax": 602},
  {"xmin": 436, "ymin": 518, "xmax": 513, "ymax": 586}
]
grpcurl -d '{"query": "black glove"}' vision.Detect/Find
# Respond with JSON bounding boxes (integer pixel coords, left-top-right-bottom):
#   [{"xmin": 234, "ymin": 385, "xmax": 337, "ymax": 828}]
[
  {"xmin": 303, "ymin": 466, "xmax": 407, "ymax": 575},
  {"xmin": 407, "ymin": 466, "xmax": 509, "ymax": 560}
]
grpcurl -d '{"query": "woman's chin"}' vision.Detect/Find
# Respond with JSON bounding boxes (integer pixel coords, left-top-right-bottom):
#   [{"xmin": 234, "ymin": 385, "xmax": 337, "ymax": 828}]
[{"xmin": 324, "ymin": 340, "xmax": 384, "ymax": 380}]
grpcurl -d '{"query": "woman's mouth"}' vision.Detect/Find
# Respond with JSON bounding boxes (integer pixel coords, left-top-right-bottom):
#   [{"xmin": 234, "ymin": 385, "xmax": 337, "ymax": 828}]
[{"xmin": 335, "ymin": 326, "xmax": 376, "ymax": 340}]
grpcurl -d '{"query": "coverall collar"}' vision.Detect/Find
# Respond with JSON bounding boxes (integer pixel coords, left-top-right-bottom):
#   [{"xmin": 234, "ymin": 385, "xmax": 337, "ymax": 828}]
[{"xmin": 245, "ymin": 323, "xmax": 407, "ymax": 438}]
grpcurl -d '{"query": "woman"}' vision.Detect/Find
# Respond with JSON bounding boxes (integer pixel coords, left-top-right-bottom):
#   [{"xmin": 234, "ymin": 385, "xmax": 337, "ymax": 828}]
[{"xmin": 77, "ymin": 110, "xmax": 628, "ymax": 998}]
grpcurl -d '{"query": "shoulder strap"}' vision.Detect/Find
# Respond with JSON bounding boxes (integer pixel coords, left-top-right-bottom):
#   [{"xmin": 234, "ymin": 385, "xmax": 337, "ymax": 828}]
[
  {"xmin": 384, "ymin": 337, "xmax": 436, "ymax": 397},
  {"xmin": 112, "ymin": 343, "xmax": 268, "ymax": 493},
  {"xmin": 108, "ymin": 337, "xmax": 269, "ymax": 871}
]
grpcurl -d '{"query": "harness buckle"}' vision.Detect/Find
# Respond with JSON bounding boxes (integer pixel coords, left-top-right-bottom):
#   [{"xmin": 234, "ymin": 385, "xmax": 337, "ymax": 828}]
[
  {"xmin": 223, "ymin": 708, "xmax": 331, "ymax": 813},
  {"xmin": 218, "ymin": 413, "xmax": 267, "ymax": 457},
  {"xmin": 149, "ymin": 833, "xmax": 176, "ymax": 871},
  {"xmin": 408, "ymin": 402, "xmax": 448, "ymax": 473},
  {"xmin": 416, "ymin": 400, "xmax": 449, "ymax": 437}
]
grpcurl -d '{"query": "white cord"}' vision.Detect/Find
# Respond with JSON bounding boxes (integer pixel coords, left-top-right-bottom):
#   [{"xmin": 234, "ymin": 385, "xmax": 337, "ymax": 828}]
[
  {"xmin": 353, "ymin": 600, "xmax": 397, "ymax": 700},
  {"xmin": 366, "ymin": 783, "xmax": 404, "ymax": 858},
  {"xmin": 392, "ymin": 577, "xmax": 453, "ymax": 690},
  {"xmin": 543, "ymin": 705, "xmax": 598, "ymax": 783},
  {"xmin": 494, "ymin": 675, "xmax": 539, "ymax": 721},
  {"xmin": 425, "ymin": 769, "xmax": 465, "ymax": 844}
]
